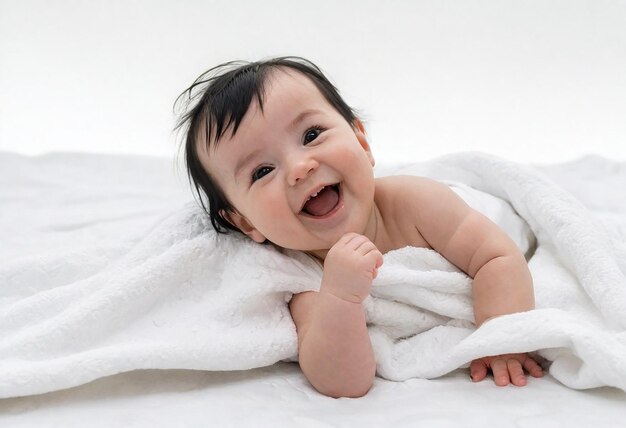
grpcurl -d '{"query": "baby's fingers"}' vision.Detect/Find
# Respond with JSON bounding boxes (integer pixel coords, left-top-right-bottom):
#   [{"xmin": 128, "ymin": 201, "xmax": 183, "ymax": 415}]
[
  {"xmin": 364, "ymin": 249, "xmax": 383, "ymax": 278},
  {"xmin": 491, "ymin": 359, "xmax": 510, "ymax": 386},
  {"xmin": 507, "ymin": 359, "xmax": 526, "ymax": 386},
  {"xmin": 354, "ymin": 238, "xmax": 377, "ymax": 255},
  {"xmin": 337, "ymin": 232, "xmax": 365, "ymax": 248},
  {"xmin": 469, "ymin": 359, "xmax": 488, "ymax": 382},
  {"xmin": 368, "ymin": 250, "xmax": 382, "ymax": 276},
  {"xmin": 523, "ymin": 357, "xmax": 544, "ymax": 378},
  {"xmin": 349, "ymin": 237, "xmax": 382, "ymax": 267}
]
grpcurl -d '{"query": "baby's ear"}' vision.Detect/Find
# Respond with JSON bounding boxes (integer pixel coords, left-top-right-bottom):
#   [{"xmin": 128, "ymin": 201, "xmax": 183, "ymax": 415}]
[
  {"xmin": 353, "ymin": 118, "xmax": 366, "ymax": 134},
  {"xmin": 220, "ymin": 210, "xmax": 266, "ymax": 243},
  {"xmin": 353, "ymin": 118, "xmax": 375, "ymax": 167}
]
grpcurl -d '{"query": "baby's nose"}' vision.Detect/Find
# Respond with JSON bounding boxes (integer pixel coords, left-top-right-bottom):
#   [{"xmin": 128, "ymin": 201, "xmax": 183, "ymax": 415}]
[{"xmin": 288, "ymin": 156, "xmax": 318, "ymax": 185}]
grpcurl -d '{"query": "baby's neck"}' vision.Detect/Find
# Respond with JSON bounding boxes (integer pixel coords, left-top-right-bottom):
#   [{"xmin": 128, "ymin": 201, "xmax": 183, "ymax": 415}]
[{"xmin": 366, "ymin": 203, "xmax": 395, "ymax": 255}]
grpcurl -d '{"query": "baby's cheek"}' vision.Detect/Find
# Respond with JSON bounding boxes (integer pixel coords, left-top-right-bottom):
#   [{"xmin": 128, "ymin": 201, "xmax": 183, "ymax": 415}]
[
  {"xmin": 261, "ymin": 195, "xmax": 287, "ymax": 219},
  {"xmin": 256, "ymin": 198, "xmax": 296, "ymax": 234}
]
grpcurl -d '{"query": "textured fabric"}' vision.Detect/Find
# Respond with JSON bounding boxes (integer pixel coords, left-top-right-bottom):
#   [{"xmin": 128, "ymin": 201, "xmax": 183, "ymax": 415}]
[{"xmin": 1, "ymin": 152, "xmax": 625, "ymax": 398}]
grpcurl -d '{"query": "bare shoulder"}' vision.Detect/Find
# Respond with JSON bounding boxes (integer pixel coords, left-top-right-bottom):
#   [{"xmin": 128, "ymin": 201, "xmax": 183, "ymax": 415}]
[
  {"xmin": 374, "ymin": 175, "xmax": 456, "ymax": 220},
  {"xmin": 375, "ymin": 175, "xmax": 479, "ymax": 250},
  {"xmin": 374, "ymin": 175, "xmax": 452, "ymax": 249},
  {"xmin": 376, "ymin": 175, "xmax": 468, "ymax": 214},
  {"xmin": 375, "ymin": 175, "xmax": 444, "ymax": 198}
]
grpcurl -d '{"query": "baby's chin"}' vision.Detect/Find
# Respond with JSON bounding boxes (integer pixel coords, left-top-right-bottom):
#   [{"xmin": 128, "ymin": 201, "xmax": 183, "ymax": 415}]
[
  {"xmin": 274, "ymin": 239, "xmax": 333, "ymax": 259},
  {"xmin": 269, "ymin": 223, "xmax": 367, "ymax": 256}
]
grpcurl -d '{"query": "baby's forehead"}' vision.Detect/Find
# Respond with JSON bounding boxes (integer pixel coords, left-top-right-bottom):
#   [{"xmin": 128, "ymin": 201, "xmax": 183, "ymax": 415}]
[
  {"xmin": 229, "ymin": 69, "xmax": 333, "ymax": 131},
  {"xmin": 262, "ymin": 67, "xmax": 329, "ymax": 105},
  {"xmin": 197, "ymin": 65, "xmax": 341, "ymax": 158},
  {"xmin": 223, "ymin": 72, "xmax": 330, "ymax": 133}
]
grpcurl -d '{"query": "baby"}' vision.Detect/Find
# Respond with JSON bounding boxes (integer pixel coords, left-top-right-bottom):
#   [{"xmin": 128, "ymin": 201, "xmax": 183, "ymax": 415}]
[{"xmin": 175, "ymin": 57, "xmax": 544, "ymax": 398}]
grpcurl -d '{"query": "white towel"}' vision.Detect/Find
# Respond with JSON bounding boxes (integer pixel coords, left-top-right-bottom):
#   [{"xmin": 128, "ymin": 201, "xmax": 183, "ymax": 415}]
[{"xmin": 1, "ymin": 152, "xmax": 625, "ymax": 398}]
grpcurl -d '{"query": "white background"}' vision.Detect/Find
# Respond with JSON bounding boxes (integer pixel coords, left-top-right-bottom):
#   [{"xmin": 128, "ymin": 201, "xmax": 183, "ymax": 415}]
[{"xmin": 1, "ymin": 0, "xmax": 625, "ymax": 164}]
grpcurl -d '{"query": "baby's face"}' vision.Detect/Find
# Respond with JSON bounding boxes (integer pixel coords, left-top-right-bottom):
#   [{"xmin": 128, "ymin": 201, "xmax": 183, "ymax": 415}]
[{"xmin": 199, "ymin": 69, "xmax": 377, "ymax": 255}]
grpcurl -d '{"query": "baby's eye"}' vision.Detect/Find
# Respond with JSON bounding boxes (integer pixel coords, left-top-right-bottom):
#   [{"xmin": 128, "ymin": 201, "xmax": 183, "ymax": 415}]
[
  {"xmin": 251, "ymin": 166, "xmax": 273, "ymax": 182},
  {"xmin": 303, "ymin": 127, "xmax": 323, "ymax": 145}
]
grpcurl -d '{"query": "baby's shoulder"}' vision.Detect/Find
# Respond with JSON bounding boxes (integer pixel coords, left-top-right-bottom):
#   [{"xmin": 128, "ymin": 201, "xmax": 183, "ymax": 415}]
[
  {"xmin": 374, "ymin": 175, "xmax": 440, "ymax": 249},
  {"xmin": 374, "ymin": 175, "xmax": 445, "ymax": 201},
  {"xmin": 374, "ymin": 174, "xmax": 460, "ymax": 224}
]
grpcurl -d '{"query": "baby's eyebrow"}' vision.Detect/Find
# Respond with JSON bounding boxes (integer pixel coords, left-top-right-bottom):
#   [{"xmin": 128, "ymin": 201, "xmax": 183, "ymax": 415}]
[{"xmin": 286, "ymin": 109, "xmax": 323, "ymax": 133}]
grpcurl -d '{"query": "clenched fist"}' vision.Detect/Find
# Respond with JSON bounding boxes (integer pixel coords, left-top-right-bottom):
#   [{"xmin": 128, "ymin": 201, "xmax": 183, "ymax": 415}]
[{"xmin": 321, "ymin": 233, "xmax": 384, "ymax": 303}]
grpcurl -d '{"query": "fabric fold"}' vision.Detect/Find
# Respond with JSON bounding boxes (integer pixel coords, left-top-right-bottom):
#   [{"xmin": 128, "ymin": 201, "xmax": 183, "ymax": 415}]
[{"xmin": 1, "ymin": 152, "xmax": 625, "ymax": 398}]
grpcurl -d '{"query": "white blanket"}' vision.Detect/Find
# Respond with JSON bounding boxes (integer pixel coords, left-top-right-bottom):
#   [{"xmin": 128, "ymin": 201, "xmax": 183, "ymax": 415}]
[{"xmin": 1, "ymin": 152, "xmax": 625, "ymax": 398}]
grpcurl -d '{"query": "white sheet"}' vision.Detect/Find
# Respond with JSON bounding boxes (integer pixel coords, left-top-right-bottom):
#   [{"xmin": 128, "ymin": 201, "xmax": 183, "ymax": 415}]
[{"xmin": 1, "ymin": 152, "xmax": 625, "ymax": 426}]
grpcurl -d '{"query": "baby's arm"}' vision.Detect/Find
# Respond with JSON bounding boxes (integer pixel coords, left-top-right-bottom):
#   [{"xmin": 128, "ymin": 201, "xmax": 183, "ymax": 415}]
[
  {"xmin": 399, "ymin": 177, "xmax": 542, "ymax": 385},
  {"xmin": 399, "ymin": 177, "xmax": 534, "ymax": 323},
  {"xmin": 289, "ymin": 233, "xmax": 382, "ymax": 398}
]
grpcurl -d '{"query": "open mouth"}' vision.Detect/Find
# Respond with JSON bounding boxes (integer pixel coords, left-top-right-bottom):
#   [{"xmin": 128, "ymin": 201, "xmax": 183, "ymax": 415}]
[{"xmin": 300, "ymin": 184, "xmax": 341, "ymax": 217}]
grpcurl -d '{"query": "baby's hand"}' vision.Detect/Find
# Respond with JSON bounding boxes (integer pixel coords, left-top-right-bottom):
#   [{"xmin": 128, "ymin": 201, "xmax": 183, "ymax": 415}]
[
  {"xmin": 321, "ymin": 233, "xmax": 383, "ymax": 304},
  {"xmin": 470, "ymin": 353, "xmax": 544, "ymax": 387}
]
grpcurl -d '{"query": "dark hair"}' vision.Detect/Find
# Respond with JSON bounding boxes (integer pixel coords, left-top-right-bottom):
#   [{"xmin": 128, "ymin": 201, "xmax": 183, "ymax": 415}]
[{"xmin": 174, "ymin": 56, "xmax": 357, "ymax": 233}]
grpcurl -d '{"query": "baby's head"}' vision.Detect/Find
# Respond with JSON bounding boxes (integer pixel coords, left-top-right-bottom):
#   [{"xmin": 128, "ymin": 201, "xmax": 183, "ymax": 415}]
[{"xmin": 176, "ymin": 57, "xmax": 377, "ymax": 254}]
